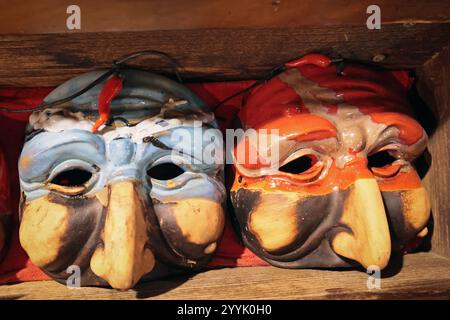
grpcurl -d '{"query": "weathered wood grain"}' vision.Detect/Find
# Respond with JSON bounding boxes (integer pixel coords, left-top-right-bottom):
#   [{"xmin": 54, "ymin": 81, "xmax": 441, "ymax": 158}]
[
  {"xmin": 1, "ymin": 252, "xmax": 449, "ymax": 299},
  {"xmin": 418, "ymin": 45, "xmax": 450, "ymax": 259},
  {"xmin": 0, "ymin": 23, "xmax": 449, "ymax": 87},
  {"xmin": 0, "ymin": 0, "xmax": 449, "ymax": 34}
]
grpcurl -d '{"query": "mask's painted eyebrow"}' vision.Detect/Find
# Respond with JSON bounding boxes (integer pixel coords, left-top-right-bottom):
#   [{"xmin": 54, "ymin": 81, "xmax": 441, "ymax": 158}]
[
  {"xmin": 19, "ymin": 130, "xmax": 106, "ymax": 182},
  {"xmin": 369, "ymin": 112, "xmax": 425, "ymax": 145},
  {"xmin": 142, "ymin": 125, "xmax": 224, "ymax": 168},
  {"xmin": 142, "ymin": 135, "xmax": 172, "ymax": 150},
  {"xmin": 257, "ymin": 114, "xmax": 337, "ymax": 143},
  {"xmin": 142, "ymin": 135, "xmax": 199, "ymax": 162}
]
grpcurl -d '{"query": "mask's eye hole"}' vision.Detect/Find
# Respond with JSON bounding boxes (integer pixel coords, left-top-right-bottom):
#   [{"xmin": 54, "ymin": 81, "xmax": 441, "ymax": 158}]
[
  {"xmin": 279, "ymin": 155, "xmax": 316, "ymax": 174},
  {"xmin": 368, "ymin": 150, "xmax": 397, "ymax": 168},
  {"xmin": 147, "ymin": 163, "xmax": 185, "ymax": 180},
  {"xmin": 51, "ymin": 169, "xmax": 92, "ymax": 186}
]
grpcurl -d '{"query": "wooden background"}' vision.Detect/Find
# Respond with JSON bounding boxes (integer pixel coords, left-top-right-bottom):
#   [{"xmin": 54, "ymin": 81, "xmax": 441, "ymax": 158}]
[
  {"xmin": 1, "ymin": 0, "xmax": 449, "ymax": 34},
  {"xmin": 418, "ymin": 46, "xmax": 450, "ymax": 259}
]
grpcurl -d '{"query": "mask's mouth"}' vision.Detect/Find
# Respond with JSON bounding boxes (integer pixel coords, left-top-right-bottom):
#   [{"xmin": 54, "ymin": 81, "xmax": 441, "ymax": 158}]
[
  {"xmin": 232, "ymin": 187, "xmax": 349, "ymax": 266},
  {"xmin": 243, "ymin": 217, "xmax": 354, "ymax": 268}
]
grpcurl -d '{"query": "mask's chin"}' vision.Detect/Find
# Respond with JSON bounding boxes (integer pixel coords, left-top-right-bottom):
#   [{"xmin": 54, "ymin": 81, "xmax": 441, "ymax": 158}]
[{"xmin": 42, "ymin": 244, "xmax": 210, "ymax": 289}]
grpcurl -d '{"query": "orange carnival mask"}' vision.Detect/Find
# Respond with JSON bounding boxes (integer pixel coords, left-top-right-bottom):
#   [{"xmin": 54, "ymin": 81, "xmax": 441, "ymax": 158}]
[{"xmin": 230, "ymin": 54, "xmax": 430, "ymax": 270}]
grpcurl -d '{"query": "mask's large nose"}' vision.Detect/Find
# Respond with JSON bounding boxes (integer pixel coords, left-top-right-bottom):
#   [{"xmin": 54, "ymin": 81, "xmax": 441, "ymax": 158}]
[
  {"xmin": 331, "ymin": 160, "xmax": 391, "ymax": 269},
  {"xmin": 90, "ymin": 181, "xmax": 155, "ymax": 290}
]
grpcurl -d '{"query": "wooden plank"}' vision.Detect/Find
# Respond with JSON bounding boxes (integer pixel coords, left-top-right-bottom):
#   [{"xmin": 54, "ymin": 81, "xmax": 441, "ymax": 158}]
[
  {"xmin": 0, "ymin": 23, "xmax": 449, "ymax": 87},
  {"xmin": 417, "ymin": 45, "xmax": 450, "ymax": 259},
  {"xmin": 0, "ymin": 0, "xmax": 448, "ymax": 34},
  {"xmin": 1, "ymin": 252, "xmax": 450, "ymax": 299}
]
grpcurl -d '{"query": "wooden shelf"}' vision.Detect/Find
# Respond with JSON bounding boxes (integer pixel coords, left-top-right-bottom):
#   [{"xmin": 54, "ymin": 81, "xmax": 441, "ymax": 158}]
[{"xmin": 1, "ymin": 252, "xmax": 450, "ymax": 299}]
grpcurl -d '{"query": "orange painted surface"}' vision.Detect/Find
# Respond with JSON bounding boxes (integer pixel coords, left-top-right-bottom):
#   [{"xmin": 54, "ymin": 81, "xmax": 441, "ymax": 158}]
[
  {"xmin": 235, "ymin": 136, "xmax": 272, "ymax": 170},
  {"xmin": 233, "ymin": 156, "xmax": 422, "ymax": 196},
  {"xmin": 233, "ymin": 159, "xmax": 376, "ymax": 196},
  {"xmin": 371, "ymin": 163, "xmax": 402, "ymax": 178},
  {"xmin": 377, "ymin": 169, "xmax": 423, "ymax": 191},
  {"xmin": 370, "ymin": 112, "xmax": 424, "ymax": 145},
  {"xmin": 259, "ymin": 115, "xmax": 337, "ymax": 142}
]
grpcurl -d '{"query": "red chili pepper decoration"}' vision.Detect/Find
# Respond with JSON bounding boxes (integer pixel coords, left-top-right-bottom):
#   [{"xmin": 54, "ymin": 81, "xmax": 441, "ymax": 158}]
[
  {"xmin": 284, "ymin": 53, "xmax": 332, "ymax": 69},
  {"xmin": 91, "ymin": 75, "xmax": 123, "ymax": 133}
]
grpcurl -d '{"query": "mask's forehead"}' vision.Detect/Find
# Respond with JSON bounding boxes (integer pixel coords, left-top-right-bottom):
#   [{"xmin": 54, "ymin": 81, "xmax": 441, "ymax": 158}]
[
  {"xmin": 240, "ymin": 65, "xmax": 426, "ymax": 162},
  {"xmin": 235, "ymin": 62, "xmax": 427, "ymax": 173},
  {"xmin": 43, "ymin": 69, "xmax": 209, "ymax": 116},
  {"xmin": 27, "ymin": 69, "xmax": 217, "ymax": 137},
  {"xmin": 241, "ymin": 64, "xmax": 415, "ymax": 131}
]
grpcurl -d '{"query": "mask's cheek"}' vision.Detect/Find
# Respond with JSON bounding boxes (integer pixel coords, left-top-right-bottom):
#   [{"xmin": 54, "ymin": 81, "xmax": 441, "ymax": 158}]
[
  {"xmin": 154, "ymin": 198, "xmax": 225, "ymax": 261},
  {"xmin": 246, "ymin": 192, "xmax": 301, "ymax": 253},
  {"xmin": 231, "ymin": 187, "xmax": 336, "ymax": 257},
  {"xmin": 20, "ymin": 197, "xmax": 70, "ymax": 268},
  {"xmin": 379, "ymin": 170, "xmax": 431, "ymax": 247},
  {"xmin": 19, "ymin": 193, "xmax": 104, "ymax": 274},
  {"xmin": 382, "ymin": 187, "xmax": 430, "ymax": 246},
  {"xmin": 401, "ymin": 187, "xmax": 430, "ymax": 235}
]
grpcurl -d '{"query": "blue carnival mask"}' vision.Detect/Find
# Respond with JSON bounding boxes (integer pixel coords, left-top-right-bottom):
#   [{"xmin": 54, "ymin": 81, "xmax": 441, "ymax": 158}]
[{"xmin": 18, "ymin": 69, "xmax": 225, "ymax": 290}]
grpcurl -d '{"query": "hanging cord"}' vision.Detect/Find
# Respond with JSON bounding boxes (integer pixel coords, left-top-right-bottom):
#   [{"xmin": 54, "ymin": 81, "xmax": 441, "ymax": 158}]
[
  {"xmin": 113, "ymin": 50, "xmax": 183, "ymax": 83},
  {"xmin": 213, "ymin": 64, "xmax": 285, "ymax": 110},
  {"xmin": 213, "ymin": 54, "xmax": 344, "ymax": 111},
  {"xmin": 0, "ymin": 50, "xmax": 183, "ymax": 113}
]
